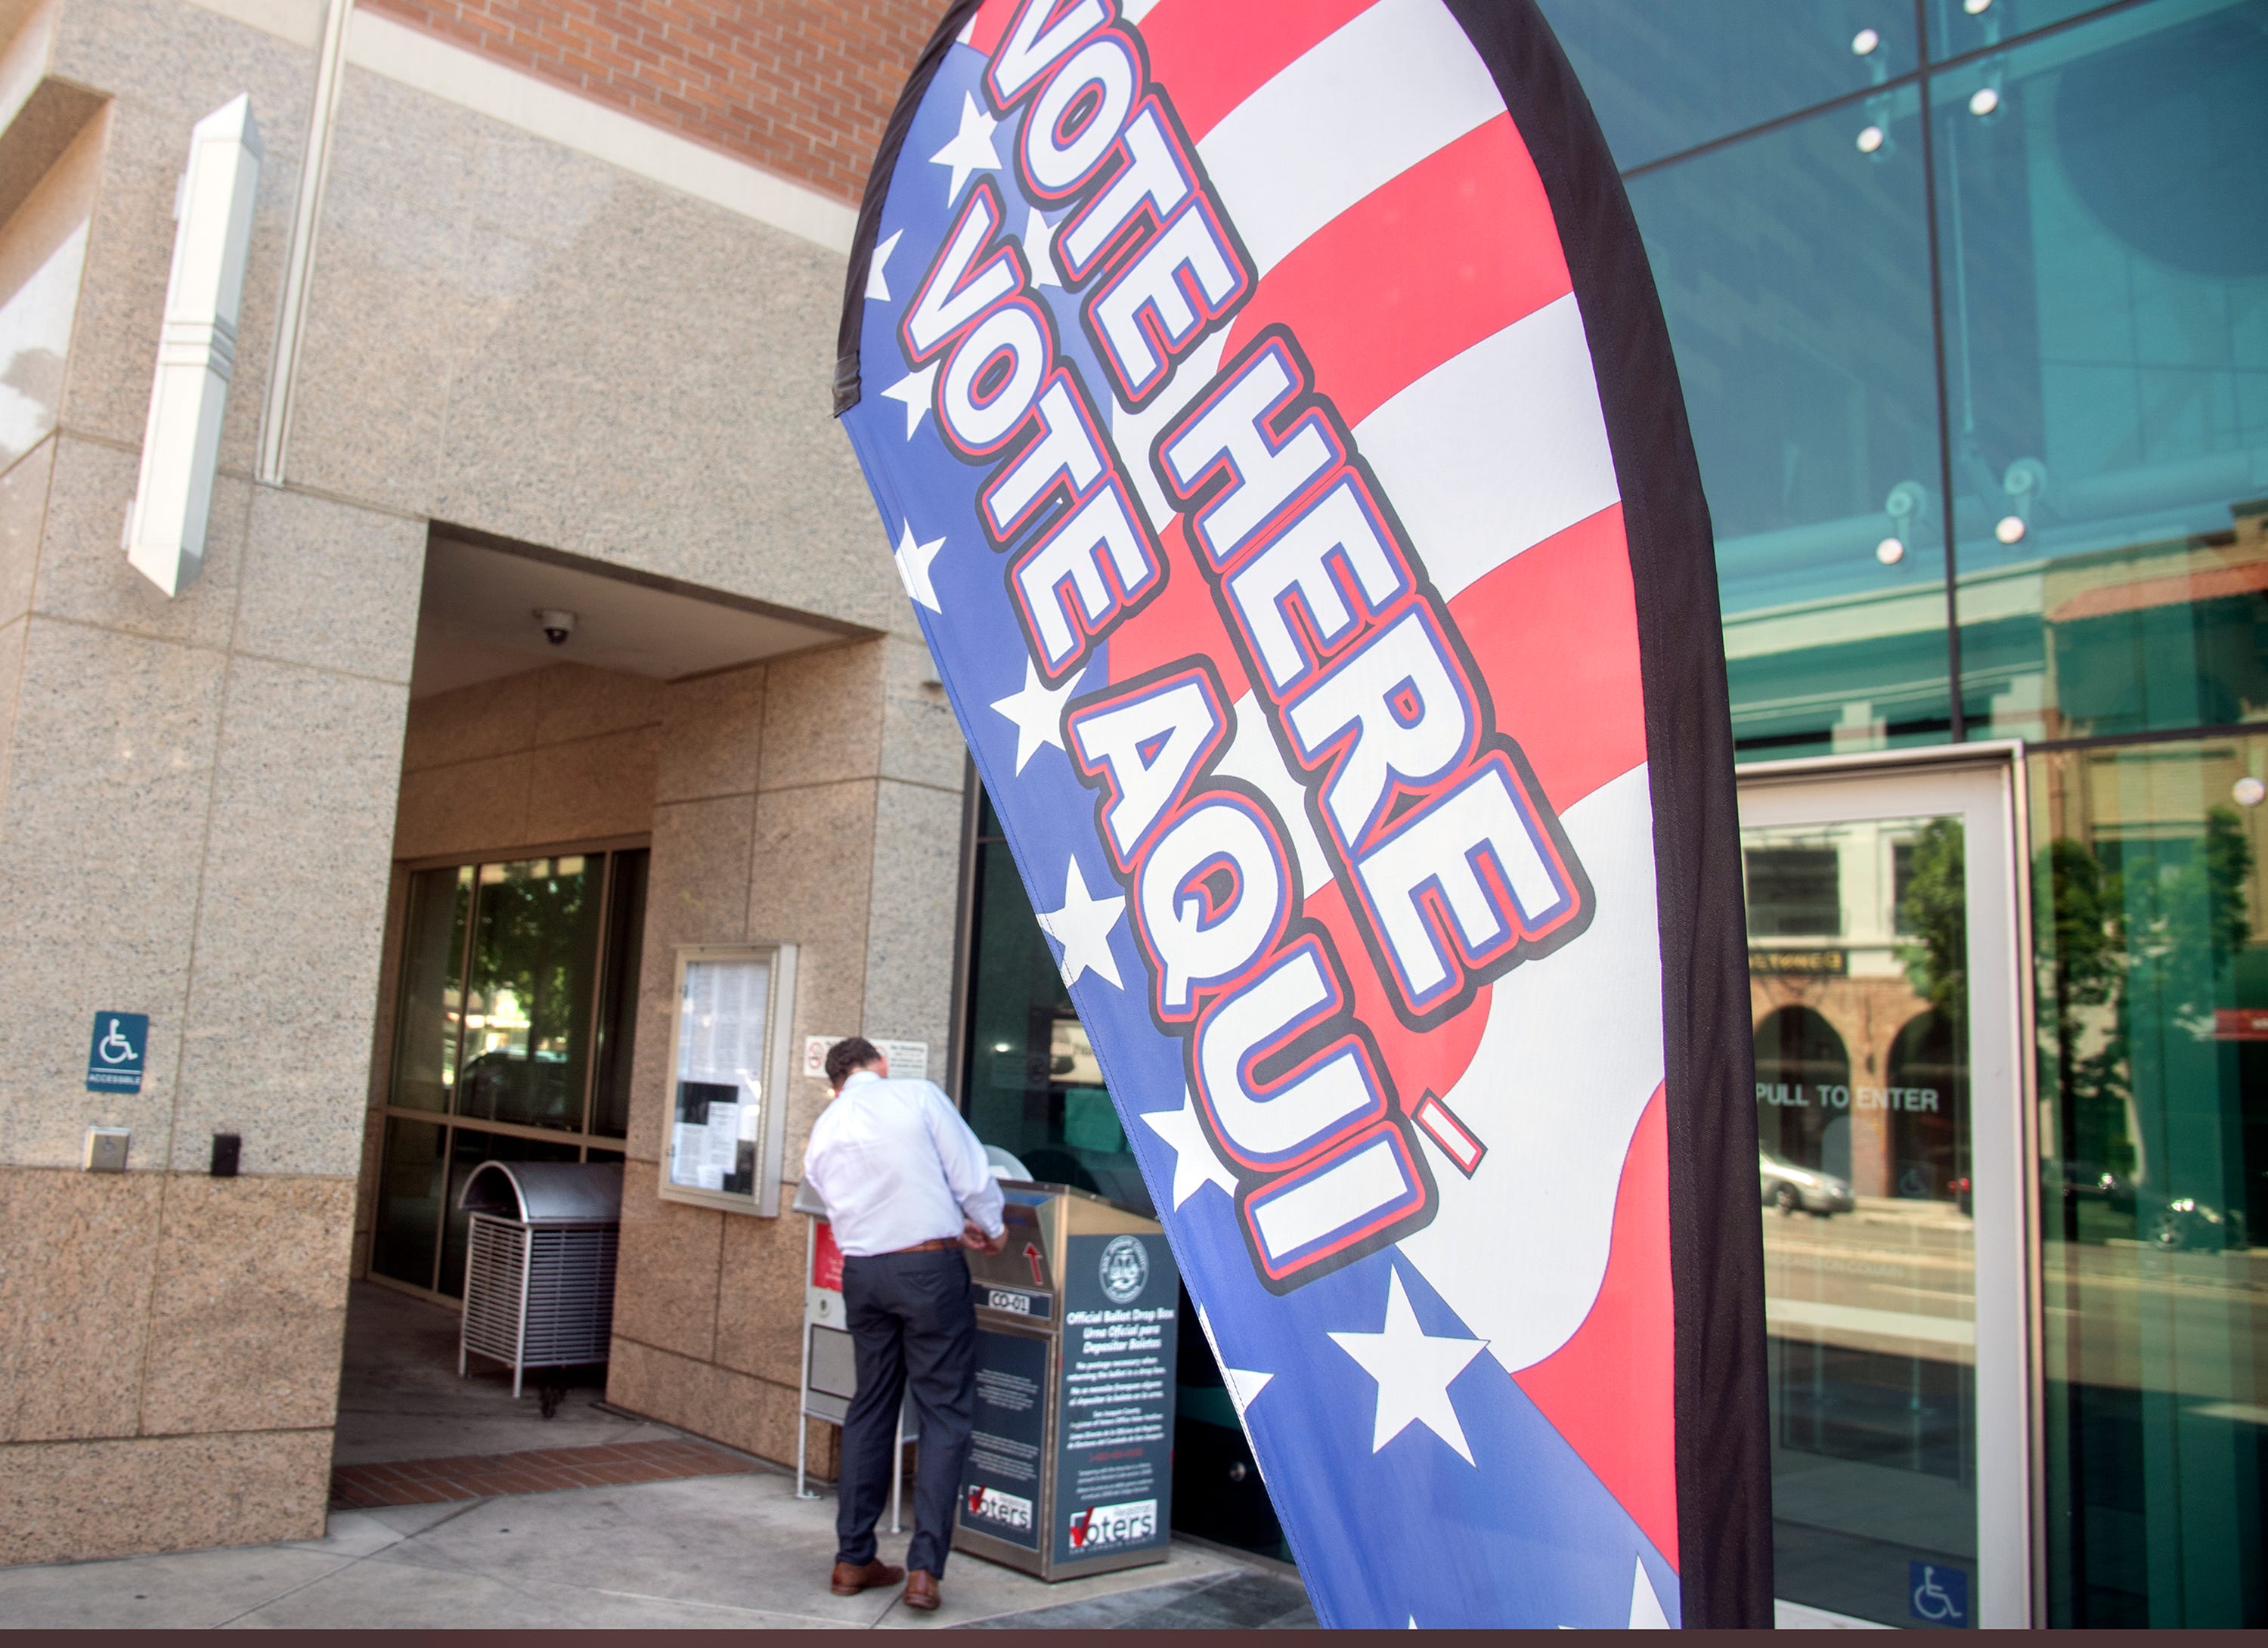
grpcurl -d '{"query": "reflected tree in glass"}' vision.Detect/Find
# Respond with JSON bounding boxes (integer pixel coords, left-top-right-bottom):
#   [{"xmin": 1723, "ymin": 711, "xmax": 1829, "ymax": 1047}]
[
  {"xmin": 389, "ymin": 867, "xmax": 471, "ymax": 1113},
  {"xmin": 460, "ymin": 857, "xmax": 600, "ymax": 1132}
]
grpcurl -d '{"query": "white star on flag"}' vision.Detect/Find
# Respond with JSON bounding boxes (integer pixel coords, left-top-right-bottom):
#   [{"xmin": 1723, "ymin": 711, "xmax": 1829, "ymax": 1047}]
[
  {"xmin": 1022, "ymin": 206, "xmax": 1064, "ymax": 289},
  {"xmin": 865, "ymin": 228, "xmax": 903, "ymax": 302},
  {"xmin": 1328, "ymin": 1267, "xmax": 1488, "ymax": 1464},
  {"xmin": 1628, "ymin": 1557, "xmax": 1671, "ymax": 1628},
  {"xmin": 881, "ymin": 361, "xmax": 937, "ymax": 439},
  {"xmin": 1036, "ymin": 858, "xmax": 1123, "ymax": 990},
  {"xmin": 989, "ymin": 657, "xmax": 1085, "ymax": 773},
  {"xmin": 1141, "ymin": 1085, "xmax": 1238, "ymax": 1210},
  {"xmin": 1197, "ymin": 1304, "xmax": 1275, "ymax": 1426},
  {"xmin": 931, "ymin": 92, "xmax": 1000, "ymax": 203},
  {"xmin": 892, "ymin": 521, "xmax": 946, "ymax": 612}
]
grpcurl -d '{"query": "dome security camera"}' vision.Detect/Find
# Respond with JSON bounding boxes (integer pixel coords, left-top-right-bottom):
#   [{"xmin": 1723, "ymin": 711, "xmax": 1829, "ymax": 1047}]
[{"xmin": 536, "ymin": 608, "xmax": 577, "ymax": 646}]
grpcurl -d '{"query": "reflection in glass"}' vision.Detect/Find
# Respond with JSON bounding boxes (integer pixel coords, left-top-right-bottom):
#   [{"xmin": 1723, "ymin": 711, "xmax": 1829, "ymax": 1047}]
[
  {"xmin": 375, "ymin": 847, "xmax": 646, "ymax": 1296},
  {"xmin": 370, "ymin": 1118, "xmax": 447, "ymax": 1290},
  {"xmin": 1748, "ymin": 814, "xmax": 1977, "ymax": 1626},
  {"xmin": 1536, "ymin": 0, "xmax": 1919, "ymax": 172},
  {"xmin": 1933, "ymin": 2, "xmax": 2268, "ymax": 741},
  {"xmin": 963, "ymin": 832, "xmax": 1153, "ymax": 1214},
  {"xmin": 390, "ymin": 866, "xmax": 472, "ymax": 1113},
  {"xmin": 1926, "ymin": 0, "xmax": 2138, "ymax": 61},
  {"xmin": 2032, "ymin": 734, "xmax": 2267, "ymax": 1625},
  {"xmin": 457, "ymin": 857, "xmax": 602, "ymax": 1132},
  {"xmin": 1626, "ymin": 91, "xmax": 1952, "ymax": 759},
  {"xmin": 590, "ymin": 849, "xmax": 649, "ymax": 1138}
]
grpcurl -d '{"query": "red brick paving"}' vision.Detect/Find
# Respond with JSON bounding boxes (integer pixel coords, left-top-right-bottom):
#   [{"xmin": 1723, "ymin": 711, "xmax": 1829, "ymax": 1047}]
[{"xmin": 330, "ymin": 1439, "xmax": 753, "ymax": 1509}]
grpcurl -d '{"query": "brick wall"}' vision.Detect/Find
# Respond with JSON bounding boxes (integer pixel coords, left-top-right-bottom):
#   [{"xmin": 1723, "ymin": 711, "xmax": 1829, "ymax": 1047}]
[{"xmin": 362, "ymin": 0, "xmax": 945, "ymax": 204}]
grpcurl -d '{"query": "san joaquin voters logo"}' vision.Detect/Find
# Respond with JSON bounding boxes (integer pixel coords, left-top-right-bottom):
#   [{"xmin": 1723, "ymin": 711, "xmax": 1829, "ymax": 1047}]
[
  {"xmin": 965, "ymin": 1484, "xmax": 1033, "ymax": 1532},
  {"xmin": 1098, "ymin": 1234, "xmax": 1149, "ymax": 1303},
  {"xmin": 1069, "ymin": 1499, "xmax": 1158, "ymax": 1552}
]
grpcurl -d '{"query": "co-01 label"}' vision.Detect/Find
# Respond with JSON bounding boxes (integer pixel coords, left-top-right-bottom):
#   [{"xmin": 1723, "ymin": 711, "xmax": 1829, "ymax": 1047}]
[{"xmin": 976, "ymin": 1284, "xmax": 1052, "ymax": 1321}]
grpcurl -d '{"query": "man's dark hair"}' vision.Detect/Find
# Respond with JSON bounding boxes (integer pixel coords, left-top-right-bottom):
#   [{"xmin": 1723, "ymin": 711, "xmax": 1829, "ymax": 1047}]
[{"xmin": 825, "ymin": 1036, "xmax": 884, "ymax": 1089}]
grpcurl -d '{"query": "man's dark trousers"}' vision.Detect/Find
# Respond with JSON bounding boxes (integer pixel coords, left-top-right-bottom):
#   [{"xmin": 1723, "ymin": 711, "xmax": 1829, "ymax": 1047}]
[{"xmin": 837, "ymin": 1247, "xmax": 978, "ymax": 1578}]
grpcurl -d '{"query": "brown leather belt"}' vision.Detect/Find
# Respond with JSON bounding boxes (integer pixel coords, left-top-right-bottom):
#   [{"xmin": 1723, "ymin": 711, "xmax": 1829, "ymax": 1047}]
[{"xmin": 889, "ymin": 1237, "xmax": 958, "ymax": 1254}]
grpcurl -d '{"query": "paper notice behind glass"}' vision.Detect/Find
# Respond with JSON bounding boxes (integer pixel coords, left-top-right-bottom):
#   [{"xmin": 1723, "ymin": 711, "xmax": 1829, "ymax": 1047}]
[
  {"xmin": 679, "ymin": 959, "xmax": 770, "ymax": 1083},
  {"xmin": 674, "ymin": 959, "xmax": 771, "ymax": 1191}
]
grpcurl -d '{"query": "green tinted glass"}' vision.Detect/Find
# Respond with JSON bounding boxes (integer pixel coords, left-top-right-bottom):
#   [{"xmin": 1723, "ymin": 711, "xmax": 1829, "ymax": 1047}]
[
  {"xmin": 1934, "ymin": 2, "xmax": 2268, "ymax": 742},
  {"xmin": 389, "ymin": 866, "xmax": 472, "ymax": 1113},
  {"xmin": 458, "ymin": 856, "xmax": 603, "ymax": 1132},
  {"xmin": 2033, "ymin": 733, "xmax": 2268, "ymax": 1624},
  {"xmin": 1626, "ymin": 88, "xmax": 1954, "ymax": 760}
]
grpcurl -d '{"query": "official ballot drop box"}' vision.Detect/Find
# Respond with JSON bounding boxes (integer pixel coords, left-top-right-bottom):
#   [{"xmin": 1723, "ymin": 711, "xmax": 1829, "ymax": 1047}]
[{"xmin": 953, "ymin": 1184, "xmax": 1178, "ymax": 1581}]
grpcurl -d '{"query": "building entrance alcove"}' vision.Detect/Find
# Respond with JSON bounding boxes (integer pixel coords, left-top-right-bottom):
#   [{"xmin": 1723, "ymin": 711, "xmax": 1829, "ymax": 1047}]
[{"xmin": 333, "ymin": 528, "xmax": 869, "ymax": 1487}]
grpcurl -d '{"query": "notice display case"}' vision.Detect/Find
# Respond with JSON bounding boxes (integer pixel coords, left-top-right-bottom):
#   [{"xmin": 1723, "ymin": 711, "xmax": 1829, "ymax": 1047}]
[{"xmin": 657, "ymin": 943, "xmax": 798, "ymax": 1216}]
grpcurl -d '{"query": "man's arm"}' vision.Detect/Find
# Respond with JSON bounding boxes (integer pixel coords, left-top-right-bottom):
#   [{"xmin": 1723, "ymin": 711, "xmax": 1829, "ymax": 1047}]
[{"xmin": 924, "ymin": 1084, "xmax": 1005, "ymax": 1243}]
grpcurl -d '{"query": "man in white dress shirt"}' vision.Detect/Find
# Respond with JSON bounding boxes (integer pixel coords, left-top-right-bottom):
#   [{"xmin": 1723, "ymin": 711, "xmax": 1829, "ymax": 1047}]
[{"xmin": 802, "ymin": 1036, "xmax": 1005, "ymax": 1612}]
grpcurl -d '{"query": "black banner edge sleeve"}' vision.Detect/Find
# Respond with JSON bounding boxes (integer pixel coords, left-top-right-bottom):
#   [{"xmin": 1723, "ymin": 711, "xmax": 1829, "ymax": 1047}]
[
  {"xmin": 1439, "ymin": 0, "xmax": 1773, "ymax": 1627},
  {"xmin": 833, "ymin": 0, "xmax": 988, "ymax": 418}
]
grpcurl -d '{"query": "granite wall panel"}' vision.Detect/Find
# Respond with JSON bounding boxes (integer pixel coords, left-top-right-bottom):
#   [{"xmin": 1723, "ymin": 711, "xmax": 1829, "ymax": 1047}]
[
  {"xmin": 47, "ymin": 0, "xmax": 313, "ymax": 476},
  {"xmin": 138, "ymin": 1174, "xmax": 355, "ymax": 1436},
  {"xmin": 0, "ymin": 1429, "xmax": 333, "ymax": 1566},
  {"xmin": 0, "ymin": 1167, "xmax": 162, "ymax": 1443},
  {"xmin": 609, "ymin": 1178, "xmax": 723, "ymax": 1363},
  {"xmin": 175, "ymin": 659, "xmax": 407, "ymax": 1176},
  {"xmin": 0, "ymin": 435, "xmax": 54, "ymax": 630},
  {"xmin": 0, "ymin": 619, "xmax": 225, "ymax": 1167},
  {"xmin": 290, "ymin": 69, "xmax": 896, "ymax": 636}
]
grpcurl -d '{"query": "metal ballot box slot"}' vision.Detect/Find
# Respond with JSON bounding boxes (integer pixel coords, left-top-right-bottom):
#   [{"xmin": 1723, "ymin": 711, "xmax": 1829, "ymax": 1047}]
[
  {"xmin": 955, "ymin": 1183, "xmax": 1178, "ymax": 1582},
  {"xmin": 792, "ymin": 1180, "xmax": 915, "ymax": 1533}
]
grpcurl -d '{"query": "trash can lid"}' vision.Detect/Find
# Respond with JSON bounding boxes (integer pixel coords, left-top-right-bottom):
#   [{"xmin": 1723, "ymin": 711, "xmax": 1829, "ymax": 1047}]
[{"xmin": 459, "ymin": 1160, "xmax": 623, "ymax": 1222}]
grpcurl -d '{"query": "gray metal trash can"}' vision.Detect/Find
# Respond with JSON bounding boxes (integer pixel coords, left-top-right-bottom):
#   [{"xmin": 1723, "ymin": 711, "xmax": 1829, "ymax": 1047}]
[{"xmin": 458, "ymin": 1160, "xmax": 622, "ymax": 1399}]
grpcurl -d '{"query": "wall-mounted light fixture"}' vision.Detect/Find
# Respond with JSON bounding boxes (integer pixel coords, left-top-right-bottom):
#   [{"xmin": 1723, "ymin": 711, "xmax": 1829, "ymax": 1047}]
[{"xmin": 124, "ymin": 94, "xmax": 262, "ymax": 596}]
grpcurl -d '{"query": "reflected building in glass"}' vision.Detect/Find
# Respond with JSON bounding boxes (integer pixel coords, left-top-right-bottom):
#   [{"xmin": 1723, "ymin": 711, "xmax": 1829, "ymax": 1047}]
[{"xmin": 954, "ymin": 0, "xmax": 2266, "ymax": 1623}]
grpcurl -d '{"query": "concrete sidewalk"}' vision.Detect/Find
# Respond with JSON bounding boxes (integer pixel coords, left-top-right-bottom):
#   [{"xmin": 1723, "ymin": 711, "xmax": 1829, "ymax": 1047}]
[
  {"xmin": 0, "ymin": 1281, "xmax": 1312, "ymax": 1630},
  {"xmin": 0, "ymin": 1465, "xmax": 1313, "ymax": 1630}
]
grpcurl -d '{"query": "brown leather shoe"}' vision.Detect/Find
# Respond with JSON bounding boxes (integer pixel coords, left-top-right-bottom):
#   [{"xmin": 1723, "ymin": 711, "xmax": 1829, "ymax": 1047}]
[
  {"xmin": 902, "ymin": 1570, "xmax": 941, "ymax": 1612},
  {"xmin": 832, "ymin": 1558, "xmax": 904, "ymax": 1596}
]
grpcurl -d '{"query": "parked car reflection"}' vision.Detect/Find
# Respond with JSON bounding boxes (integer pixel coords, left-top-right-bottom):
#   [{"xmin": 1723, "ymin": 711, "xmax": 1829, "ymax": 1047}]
[
  {"xmin": 456, "ymin": 1048, "xmax": 577, "ymax": 1129},
  {"xmin": 1761, "ymin": 1151, "xmax": 1855, "ymax": 1216}
]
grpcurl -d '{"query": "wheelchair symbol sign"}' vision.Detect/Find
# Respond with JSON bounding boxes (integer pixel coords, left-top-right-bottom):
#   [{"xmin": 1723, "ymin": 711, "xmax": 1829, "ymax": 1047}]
[
  {"xmin": 1908, "ymin": 1560, "xmax": 1969, "ymax": 1626},
  {"xmin": 85, "ymin": 1013, "xmax": 149, "ymax": 1094}
]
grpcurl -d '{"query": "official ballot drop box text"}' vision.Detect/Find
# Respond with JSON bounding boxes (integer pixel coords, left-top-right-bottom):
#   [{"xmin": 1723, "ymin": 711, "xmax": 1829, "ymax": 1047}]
[{"xmin": 953, "ymin": 1184, "xmax": 1178, "ymax": 1581}]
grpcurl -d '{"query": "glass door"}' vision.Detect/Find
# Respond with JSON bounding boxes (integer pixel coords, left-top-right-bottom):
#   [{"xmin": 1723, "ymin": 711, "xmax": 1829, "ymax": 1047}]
[
  {"xmin": 1740, "ymin": 748, "xmax": 2034, "ymax": 1629},
  {"xmin": 369, "ymin": 846, "xmax": 649, "ymax": 1298}
]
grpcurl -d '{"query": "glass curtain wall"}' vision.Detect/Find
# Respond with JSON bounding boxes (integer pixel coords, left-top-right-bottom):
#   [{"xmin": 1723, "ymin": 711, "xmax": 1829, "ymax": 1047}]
[
  {"xmin": 951, "ymin": 0, "xmax": 2265, "ymax": 1615},
  {"xmin": 2033, "ymin": 733, "xmax": 2266, "ymax": 1625},
  {"xmin": 370, "ymin": 848, "xmax": 649, "ymax": 1298},
  {"xmin": 1538, "ymin": 0, "xmax": 2267, "ymax": 1622}
]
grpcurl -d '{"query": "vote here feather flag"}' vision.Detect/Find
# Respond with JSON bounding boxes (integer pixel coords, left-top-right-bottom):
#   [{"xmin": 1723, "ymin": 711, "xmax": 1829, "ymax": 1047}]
[{"xmin": 832, "ymin": 0, "xmax": 1771, "ymax": 1627}]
